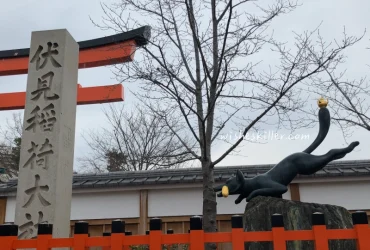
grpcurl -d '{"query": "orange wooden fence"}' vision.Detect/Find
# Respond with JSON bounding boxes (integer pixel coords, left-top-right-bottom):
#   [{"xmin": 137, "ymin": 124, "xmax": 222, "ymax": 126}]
[{"xmin": 1, "ymin": 211, "xmax": 369, "ymax": 250}]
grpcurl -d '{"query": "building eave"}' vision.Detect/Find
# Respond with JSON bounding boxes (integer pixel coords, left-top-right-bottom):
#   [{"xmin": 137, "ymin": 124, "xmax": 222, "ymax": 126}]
[{"xmin": 1, "ymin": 159, "xmax": 369, "ymax": 195}]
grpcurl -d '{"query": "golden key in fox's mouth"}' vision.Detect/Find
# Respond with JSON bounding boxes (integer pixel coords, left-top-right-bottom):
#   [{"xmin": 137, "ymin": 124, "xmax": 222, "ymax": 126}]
[{"xmin": 221, "ymin": 185, "xmax": 229, "ymax": 197}]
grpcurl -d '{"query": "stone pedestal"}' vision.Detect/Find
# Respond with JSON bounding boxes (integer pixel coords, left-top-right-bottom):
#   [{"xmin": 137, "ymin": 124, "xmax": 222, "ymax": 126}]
[
  {"xmin": 243, "ymin": 196, "xmax": 356, "ymax": 250},
  {"xmin": 15, "ymin": 29, "xmax": 79, "ymax": 239}
]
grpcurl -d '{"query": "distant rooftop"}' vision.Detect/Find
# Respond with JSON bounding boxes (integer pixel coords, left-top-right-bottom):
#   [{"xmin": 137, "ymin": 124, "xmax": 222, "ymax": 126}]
[{"xmin": 1, "ymin": 159, "xmax": 369, "ymax": 195}]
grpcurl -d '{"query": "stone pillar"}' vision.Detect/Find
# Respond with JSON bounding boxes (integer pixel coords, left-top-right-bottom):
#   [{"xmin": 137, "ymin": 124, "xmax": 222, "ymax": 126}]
[{"xmin": 14, "ymin": 29, "xmax": 79, "ymax": 239}]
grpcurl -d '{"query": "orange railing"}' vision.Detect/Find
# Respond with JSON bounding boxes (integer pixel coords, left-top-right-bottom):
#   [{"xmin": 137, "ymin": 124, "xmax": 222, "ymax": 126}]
[
  {"xmin": 0, "ymin": 84, "xmax": 124, "ymax": 111},
  {"xmin": 1, "ymin": 211, "xmax": 370, "ymax": 250}
]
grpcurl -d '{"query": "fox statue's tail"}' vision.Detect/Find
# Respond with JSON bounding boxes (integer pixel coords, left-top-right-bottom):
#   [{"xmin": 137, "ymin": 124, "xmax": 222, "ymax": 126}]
[{"xmin": 303, "ymin": 107, "xmax": 330, "ymax": 154}]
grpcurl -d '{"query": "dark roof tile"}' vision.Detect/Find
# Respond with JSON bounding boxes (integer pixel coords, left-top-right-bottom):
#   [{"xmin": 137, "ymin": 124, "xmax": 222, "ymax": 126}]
[
  {"xmin": 340, "ymin": 168, "xmax": 355, "ymax": 173},
  {"xmin": 246, "ymin": 172, "xmax": 257, "ymax": 177},
  {"xmin": 158, "ymin": 176, "xmax": 171, "ymax": 182},
  {"xmin": 108, "ymin": 179, "xmax": 123, "ymax": 185},
  {"xmin": 171, "ymin": 176, "xmax": 184, "ymax": 182},
  {"xmin": 195, "ymin": 175, "xmax": 203, "ymax": 181},
  {"xmin": 1, "ymin": 159, "xmax": 370, "ymax": 194},
  {"xmin": 323, "ymin": 168, "xmax": 341, "ymax": 174},
  {"xmin": 95, "ymin": 179, "xmax": 110, "ymax": 185},
  {"xmin": 183, "ymin": 175, "xmax": 196, "ymax": 181},
  {"xmin": 222, "ymin": 173, "xmax": 233, "ymax": 180},
  {"xmin": 121, "ymin": 178, "xmax": 135, "ymax": 184},
  {"xmin": 146, "ymin": 177, "xmax": 161, "ymax": 183},
  {"xmin": 355, "ymin": 168, "xmax": 368, "ymax": 173},
  {"xmin": 133, "ymin": 178, "xmax": 147, "ymax": 184},
  {"xmin": 73, "ymin": 180, "xmax": 87, "ymax": 186},
  {"xmin": 83, "ymin": 180, "xmax": 99, "ymax": 185}
]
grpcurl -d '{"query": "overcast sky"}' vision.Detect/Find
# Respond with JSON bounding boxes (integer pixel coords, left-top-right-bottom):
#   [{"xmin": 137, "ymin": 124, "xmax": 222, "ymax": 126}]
[{"xmin": 0, "ymin": 0, "xmax": 369, "ymax": 171}]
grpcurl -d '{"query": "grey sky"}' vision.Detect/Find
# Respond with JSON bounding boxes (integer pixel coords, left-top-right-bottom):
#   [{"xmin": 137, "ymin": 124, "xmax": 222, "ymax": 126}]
[{"xmin": 0, "ymin": 0, "xmax": 369, "ymax": 170}]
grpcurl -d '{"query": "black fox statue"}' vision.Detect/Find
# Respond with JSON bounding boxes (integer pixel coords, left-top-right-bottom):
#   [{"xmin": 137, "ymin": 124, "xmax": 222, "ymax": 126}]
[{"xmin": 214, "ymin": 98, "xmax": 360, "ymax": 204}]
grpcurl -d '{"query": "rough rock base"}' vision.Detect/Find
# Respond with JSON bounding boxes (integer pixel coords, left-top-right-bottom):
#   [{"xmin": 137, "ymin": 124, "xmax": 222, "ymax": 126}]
[{"xmin": 243, "ymin": 196, "xmax": 356, "ymax": 250}]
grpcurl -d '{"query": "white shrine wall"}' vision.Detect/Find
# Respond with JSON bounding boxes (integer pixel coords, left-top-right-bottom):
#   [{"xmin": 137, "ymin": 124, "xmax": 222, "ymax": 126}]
[
  {"xmin": 147, "ymin": 186, "xmax": 291, "ymax": 217},
  {"xmin": 5, "ymin": 190, "xmax": 140, "ymax": 222},
  {"xmin": 4, "ymin": 176, "xmax": 370, "ymax": 222},
  {"xmin": 299, "ymin": 181, "xmax": 370, "ymax": 210}
]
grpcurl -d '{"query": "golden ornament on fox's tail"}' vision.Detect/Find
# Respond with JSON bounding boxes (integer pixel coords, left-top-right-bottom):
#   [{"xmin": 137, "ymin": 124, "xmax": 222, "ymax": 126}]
[{"xmin": 318, "ymin": 97, "xmax": 328, "ymax": 108}]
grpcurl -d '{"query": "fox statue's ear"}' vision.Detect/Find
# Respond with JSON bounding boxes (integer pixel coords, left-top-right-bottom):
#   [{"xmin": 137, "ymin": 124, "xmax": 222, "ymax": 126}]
[{"xmin": 236, "ymin": 170, "xmax": 244, "ymax": 183}]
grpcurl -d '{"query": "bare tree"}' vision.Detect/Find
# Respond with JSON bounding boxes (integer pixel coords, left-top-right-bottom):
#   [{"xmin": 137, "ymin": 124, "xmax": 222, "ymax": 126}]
[
  {"xmin": 0, "ymin": 112, "xmax": 23, "ymax": 179},
  {"xmin": 305, "ymin": 68, "xmax": 370, "ymax": 138},
  {"xmin": 92, "ymin": 0, "xmax": 365, "ymax": 246},
  {"xmin": 79, "ymin": 104, "xmax": 196, "ymax": 172}
]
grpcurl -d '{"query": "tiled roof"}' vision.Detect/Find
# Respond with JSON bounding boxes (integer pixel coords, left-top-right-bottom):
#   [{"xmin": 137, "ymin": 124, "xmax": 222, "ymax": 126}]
[{"xmin": 0, "ymin": 159, "xmax": 369, "ymax": 194}]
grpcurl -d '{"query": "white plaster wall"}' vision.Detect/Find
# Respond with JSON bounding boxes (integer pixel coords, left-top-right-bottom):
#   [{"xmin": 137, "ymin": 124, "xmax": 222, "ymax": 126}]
[
  {"xmin": 8, "ymin": 179, "xmax": 370, "ymax": 222},
  {"xmin": 148, "ymin": 188, "xmax": 202, "ymax": 217},
  {"xmin": 70, "ymin": 191, "xmax": 140, "ymax": 220},
  {"xmin": 5, "ymin": 196, "xmax": 15, "ymax": 223},
  {"xmin": 299, "ymin": 181, "xmax": 370, "ymax": 210},
  {"xmin": 284, "ymin": 185, "xmax": 291, "ymax": 200},
  {"xmin": 5, "ymin": 191, "xmax": 140, "ymax": 222},
  {"xmin": 216, "ymin": 196, "xmax": 248, "ymax": 215},
  {"xmin": 148, "ymin": 187, "xmax": 291, "ymax": 217}
]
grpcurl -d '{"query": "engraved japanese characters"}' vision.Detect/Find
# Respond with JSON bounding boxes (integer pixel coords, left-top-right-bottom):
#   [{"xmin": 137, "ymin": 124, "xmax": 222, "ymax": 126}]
[{"xmin": 14, "ymin": 30, "xmax": 79, "ymax": 239}]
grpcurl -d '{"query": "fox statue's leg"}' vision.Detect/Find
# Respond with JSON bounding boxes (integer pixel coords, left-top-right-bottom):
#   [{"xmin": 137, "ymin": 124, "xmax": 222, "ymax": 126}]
[
  {"xmin": 235, "ymin": 194, "xmax": 245, "ymax": 204},
  {"xmin": 245, "ymin": 181, "xmax": 288, "ymax": 202},
  {"xmin": 298, "ymin": 141, "xmax": 359, "ymax": 175}
]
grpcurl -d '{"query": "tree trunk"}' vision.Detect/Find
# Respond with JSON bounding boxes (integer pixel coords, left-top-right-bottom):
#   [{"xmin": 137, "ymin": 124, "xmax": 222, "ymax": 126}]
[{"xmin": 202, "ymin": 160, "xmax": 217, "ymax": 250}]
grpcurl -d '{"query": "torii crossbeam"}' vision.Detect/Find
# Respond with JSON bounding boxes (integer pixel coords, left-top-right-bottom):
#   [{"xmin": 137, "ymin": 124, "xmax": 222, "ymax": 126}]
[{"xmin": 0, "ymin": 26, "xmax": 151, "ymax": 110}]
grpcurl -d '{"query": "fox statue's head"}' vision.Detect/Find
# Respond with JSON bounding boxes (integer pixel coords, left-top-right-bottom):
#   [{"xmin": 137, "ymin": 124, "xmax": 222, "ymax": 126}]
[{"xmin": 214, "ymin": 170, "xmax": 246, "ymax": 203}]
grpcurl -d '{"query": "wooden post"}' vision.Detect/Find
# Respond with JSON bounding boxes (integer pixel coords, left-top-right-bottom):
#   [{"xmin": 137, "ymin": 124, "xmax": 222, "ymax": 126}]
[
  {"xmin": 231, "ymin": 215, "xmax": 244, "ymax": 249},
  {"xmin": 0, "ymin": 223, "xmax": 18, "ymax": 250},
  {"xmin": 0, "ymin": 198, "xmax": 7, "ymax": 224},
  {"xmin": 139, "ymin": 190, "xmax": 148, "ymax": 235},
  {"xmin": 123, "ymin": 230, "xmax": 132, "ymax": 250},
  {"xmin": 189, "ymin": 216, "xmax": 204, "ymax": 250},
  {"xmin": 73, "ymin": 221, "xmax": 89, "ymax": 250},
  {"xmin": 271, "ymin": 213, "xmax": 286, "ymax": 250},
  {"xmin": 103, "ymin": 232, "xmax": 111, "ymax": 250},
  {"xmin": 312, "ymin": 212, "xmax": 328, "ymax": 250},
  {"xmin": 111, "ymin": 219, "xmax": 125, "ymax": 250},
  {"xmin": 289, "ymin": 183, "xmax": 301, "ymax": 201},
  {"xmin": 167, "ymin": 228, "xmax": 174, "ymax": 250},
  {"xmin": 149, "ymin": 218, "xmax": 162, "ymax": 250},
  {"xmin": 37, "ymin": 223, "xmax": 53, "ymax": 250},
  {"xmin": 352, "ymin": 211, "xmax": 370, "ymax": 250}
]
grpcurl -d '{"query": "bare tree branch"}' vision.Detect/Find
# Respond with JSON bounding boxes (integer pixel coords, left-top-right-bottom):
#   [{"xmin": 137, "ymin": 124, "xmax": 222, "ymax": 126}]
[
  {"xmin": 92, "ymin": 0, "xmax": 366, "ymax": 245},
  {"xmin": 0, "ymin": 112, "xmax": 23, "ymax": 180},
  {"xmin": 79, "ymin": 104, "xmax": 196, "ymax": 173}
]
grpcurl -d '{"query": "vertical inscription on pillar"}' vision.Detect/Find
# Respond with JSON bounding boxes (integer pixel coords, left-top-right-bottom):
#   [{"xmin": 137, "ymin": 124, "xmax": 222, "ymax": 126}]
[
  {"xmin": 15, "ymin": 30, "xmax": 79, "ymax": 240},
  {"xmin": 17, "ymin": 41, "xmax": 60, "ymax": 239}
]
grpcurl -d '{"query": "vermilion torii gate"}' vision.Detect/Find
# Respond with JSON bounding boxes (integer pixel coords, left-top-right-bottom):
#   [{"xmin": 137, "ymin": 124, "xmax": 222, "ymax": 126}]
[
  {"xmin": 0, "ymin": 26, "xmax": 151, "ymax": 110},
  {"xmin": 0, "ymin": 26, "xmax": 150, "ymax": 240}
]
